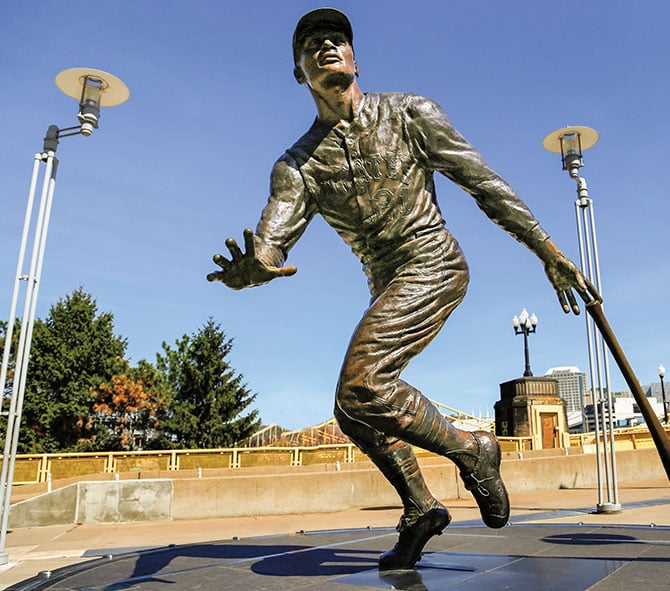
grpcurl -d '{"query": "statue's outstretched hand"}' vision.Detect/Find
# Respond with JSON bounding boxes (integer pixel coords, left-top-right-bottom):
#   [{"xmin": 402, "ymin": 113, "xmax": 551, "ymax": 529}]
[
  {"xmin": 207, "ymin": 228, "xmax": 297, "ymax": 290},
  {"xmin": 539, "ymin": 239, "xmax": 601, "ymax": 314}
]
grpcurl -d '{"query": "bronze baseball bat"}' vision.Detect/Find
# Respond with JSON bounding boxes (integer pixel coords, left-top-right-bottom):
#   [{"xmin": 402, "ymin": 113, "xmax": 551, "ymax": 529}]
[{"xmin": 585, "ymin": 298, "xmax": 670, "ymax": 481}]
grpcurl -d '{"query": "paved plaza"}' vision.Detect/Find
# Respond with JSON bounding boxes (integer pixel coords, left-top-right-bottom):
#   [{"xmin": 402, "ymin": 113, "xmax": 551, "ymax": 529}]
[{"xmin": 1, "ymin": 478, "xmax": 668, "ymax": 590}]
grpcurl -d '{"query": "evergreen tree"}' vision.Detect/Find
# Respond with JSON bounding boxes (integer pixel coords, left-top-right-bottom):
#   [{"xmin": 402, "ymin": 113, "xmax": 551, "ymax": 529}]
[
  {"xmin": 0, "ymin": 320, "xmax": 15, "ymax": 406},
  {"xmin": 157, "ymin": 318, "xmax": 260, "ymax": 448},
  {"xmin": 20, "ymin": 287, "xmax": 127, "ymax": 452},
  {"xmin": 0, "ymin": 319, "xmax": 14, "ymax": 442}
]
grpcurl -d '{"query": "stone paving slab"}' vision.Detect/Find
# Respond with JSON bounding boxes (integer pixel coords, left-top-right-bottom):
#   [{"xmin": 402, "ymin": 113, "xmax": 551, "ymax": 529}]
[{"xmin": 8, "ymin": 522, "xmax": 669, "ymax": 591}]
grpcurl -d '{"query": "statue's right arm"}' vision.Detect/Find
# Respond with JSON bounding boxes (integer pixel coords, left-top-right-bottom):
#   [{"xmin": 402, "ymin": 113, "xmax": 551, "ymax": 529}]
[
  {"xmin": 207, "ymin": 154, "xmax": 315, "ymax": 290},
  {"xmin": 405, "ymin": 96, "xmax": 599, "ymax": 313}
]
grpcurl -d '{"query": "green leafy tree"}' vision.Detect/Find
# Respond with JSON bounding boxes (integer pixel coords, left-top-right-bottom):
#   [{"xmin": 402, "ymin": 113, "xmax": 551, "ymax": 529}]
[
  {"xmin": 0, "ymin": 319, "xmax": 20, "ymax": 406},
  {"xmin": 20, "ymin": 287, "xmax": 127, "ymax": 452},
  {"xmin": 0, "ymin": 319, "xmax": 15, "ymax": 443},
  {"xmin": 157, "ymin": 318, "xmax": 260, "ymax": 448}
]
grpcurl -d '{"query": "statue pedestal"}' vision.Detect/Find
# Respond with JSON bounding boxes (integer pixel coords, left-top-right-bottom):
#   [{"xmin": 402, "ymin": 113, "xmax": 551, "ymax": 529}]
[{"xmin": 494, "ymin": 377, "xmax": 568, "ymax": 449}]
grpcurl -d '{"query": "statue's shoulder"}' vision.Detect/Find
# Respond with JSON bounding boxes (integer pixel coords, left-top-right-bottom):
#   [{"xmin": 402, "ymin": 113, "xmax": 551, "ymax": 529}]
[
  {"xmin": 282, "ymin": 120, "xmax": 330, "ymax": 167},
  {"xmin": 373, "ymin": 92, "xmax": 443, "ymax": 118},
  {"xmin": 373, "ymin": 92, "xmax": 435, "ymax": 106}
]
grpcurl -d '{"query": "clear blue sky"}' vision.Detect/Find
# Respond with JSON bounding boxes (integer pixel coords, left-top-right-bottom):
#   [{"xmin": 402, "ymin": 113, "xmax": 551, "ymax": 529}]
[{"xmin": 1, "ymin": 1, "xmax": 668, "ymax": 430}]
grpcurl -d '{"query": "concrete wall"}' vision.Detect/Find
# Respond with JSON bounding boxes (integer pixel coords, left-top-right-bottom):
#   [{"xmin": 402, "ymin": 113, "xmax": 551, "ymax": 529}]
[
  {"xmin": 8, "ymin": 484, "xmax": 78, "ymax": 527},
  {"xmin": 76, "ymin": 480, "xmax": 172, "ymax": 524},
  {"xmin": 8, "ymin": 448, "xmax": 665, "ymax": 528},
  {"xmin": 170, "ymin": 459, "xmax": 460, "ymax": 520}
]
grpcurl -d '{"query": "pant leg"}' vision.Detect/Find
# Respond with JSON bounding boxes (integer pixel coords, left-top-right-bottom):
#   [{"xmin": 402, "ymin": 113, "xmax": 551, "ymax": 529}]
[
  {"xmin": 334, "ymin": 233, "xmax": 475, "ymax": 518},
  {"xmin": 335, "ymin": 233, "xmax": 468, "ymax": 435},
  {"xmin": 333, "ymin": 407, "xmax": 439, "ymax": 517}
]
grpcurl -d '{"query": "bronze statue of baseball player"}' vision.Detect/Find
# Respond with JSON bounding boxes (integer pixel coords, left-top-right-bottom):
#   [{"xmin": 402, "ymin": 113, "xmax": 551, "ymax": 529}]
[{"xmin": 209, "ymin": 8, "xmax": 594, "ymax": 569}]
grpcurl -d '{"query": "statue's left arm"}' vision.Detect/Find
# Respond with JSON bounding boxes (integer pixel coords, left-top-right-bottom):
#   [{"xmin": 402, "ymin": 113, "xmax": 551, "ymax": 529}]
[{"xmin": 405, "ymin": 96, "xmax": 598, "ymax": 313}]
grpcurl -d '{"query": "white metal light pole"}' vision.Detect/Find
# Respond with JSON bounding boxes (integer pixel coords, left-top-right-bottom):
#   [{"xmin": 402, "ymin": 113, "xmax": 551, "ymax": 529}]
[
  {"xmin": 0, "ymin": 68, "xmax": 129, "ymax": 565},
  {"xmin": 543, "ymin": 126, "xmax": 620, "ymax": 513}
]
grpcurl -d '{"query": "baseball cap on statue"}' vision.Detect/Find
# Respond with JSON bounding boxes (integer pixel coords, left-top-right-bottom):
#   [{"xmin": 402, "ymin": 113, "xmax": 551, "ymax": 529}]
[{"xmin": 292, "ymin": 8, "xmax": 354, "ymax": 64}]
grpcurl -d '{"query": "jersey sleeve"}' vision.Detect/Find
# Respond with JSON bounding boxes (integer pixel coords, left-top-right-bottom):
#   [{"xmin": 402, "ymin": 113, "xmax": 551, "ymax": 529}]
[
  {"xmin": 254, "ymin": 152, "xmax": 316, "ymax": 268},
  {"xmin": 404, "ymin": 95, "xmax": 549, "ymax": 251}
]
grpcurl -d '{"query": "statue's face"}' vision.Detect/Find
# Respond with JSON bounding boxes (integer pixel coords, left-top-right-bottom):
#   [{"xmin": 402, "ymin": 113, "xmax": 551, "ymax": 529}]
[{"xmin": 295, "ymin": 29, "xmax": 357, "ymax": 88}]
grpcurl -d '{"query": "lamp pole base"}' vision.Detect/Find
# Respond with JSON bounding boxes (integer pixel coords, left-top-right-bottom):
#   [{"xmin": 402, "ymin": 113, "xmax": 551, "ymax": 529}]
[{"xmin": 595, "ymin": 502, "xmax": 622, "ymax": 514}]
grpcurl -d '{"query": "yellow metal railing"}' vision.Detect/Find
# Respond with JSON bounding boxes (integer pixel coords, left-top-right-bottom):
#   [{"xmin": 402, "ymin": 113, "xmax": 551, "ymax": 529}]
[
  {"xmin": 3, "ymin": 426, "xmax": 665, "ymax": 485},
  {"xmin": 2, "ymin": 445, "xmax": 362, "ymax": 484},
  {"xmin": 567, "ymin": 425, "xmax": 668, "ymax": 451}
]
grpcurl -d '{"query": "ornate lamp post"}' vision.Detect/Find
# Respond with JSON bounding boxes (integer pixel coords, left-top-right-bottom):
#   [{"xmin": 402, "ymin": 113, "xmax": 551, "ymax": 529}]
[
  {"xmin": 543, "ymin": 125, "xmax": 620, "ymax": 513},
  {"xmin": 659, "ymin": 363, "xmax": 667, "ymax": 424},
  {"xmin": 0, "ymin": 68, "xmax": 129, "ymax": 564},
  {"xmin": 512, "ymin": 308, "xmax": 538, "ymax": 377}
]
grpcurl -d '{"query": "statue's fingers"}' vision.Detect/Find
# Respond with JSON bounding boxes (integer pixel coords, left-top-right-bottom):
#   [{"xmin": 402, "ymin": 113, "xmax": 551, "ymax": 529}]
[
  {"xmin": 273, "ymin": 265, "xmax": 297, "ymax": 278},
  {"xmin": 566, "ymin": 289, "xmax": 581, "ymax": 315},
  {"xmin": 585, "ymin": 278, "xmax": 603, "ymax": 303},
  {"xmin": 225, "ymin": 238, "xmax": 244, "ymax": 261},
  {"xmin": 207, "ymin": 270, "xmax": 225, "ymax": 282},
  {"xmin": 556, "ymin": 290, "xmax": 570, "ymax": 314},
  {"xmin": 212, "ymin": 253, "xmax": 231, "ymax": 270},
  {"xmin": 268, "ymin": 265, "xmax": 298, "ymax": 277},
  {"xmin": 243, "ymin": 228, "xmax": 256, "ymax": 257},
  {"xmin": 575, "ymin": 277, "xmax": 602, "ymax": 305}
]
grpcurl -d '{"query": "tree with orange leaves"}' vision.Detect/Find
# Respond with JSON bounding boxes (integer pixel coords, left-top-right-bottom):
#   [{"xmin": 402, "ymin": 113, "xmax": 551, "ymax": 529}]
[{"xmin": 91, "ymin": 368, "xmax": 165, "ymax": 450}]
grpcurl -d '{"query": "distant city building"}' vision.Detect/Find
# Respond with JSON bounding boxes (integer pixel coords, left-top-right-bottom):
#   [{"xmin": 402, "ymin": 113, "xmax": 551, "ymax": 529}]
[
  {"xmin": 538, "ymin": 367, "xmax": 666, "ymax": 432},
  {"xmin": 545, "ymin": 366, "xmax": 588, "ymax": 413},
  {"xmin": 584, "ymin": 394, "xmax": 665, "ymax": 431},
  {"xmin": 646, "ymin": 382, "xmax": 666, "ymax": 405}
]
